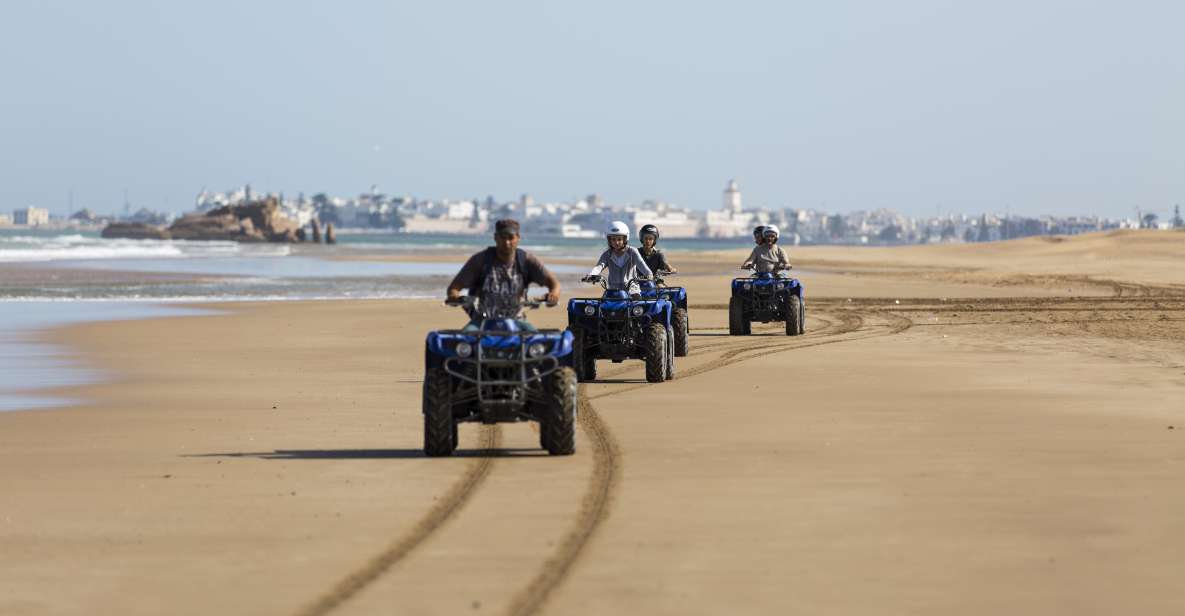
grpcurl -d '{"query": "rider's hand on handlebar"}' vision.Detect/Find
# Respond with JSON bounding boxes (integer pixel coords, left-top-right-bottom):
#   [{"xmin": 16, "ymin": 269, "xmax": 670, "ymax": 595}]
[{"xmin": 544, "ymin": 290, "xmax": 560, "ymax": 306}]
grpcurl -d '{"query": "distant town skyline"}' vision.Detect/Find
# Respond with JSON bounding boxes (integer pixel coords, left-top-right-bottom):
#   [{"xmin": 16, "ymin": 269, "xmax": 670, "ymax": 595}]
[{"xmin": 2, "ymin": 2, "xmax": 1182, "ymax": 219}]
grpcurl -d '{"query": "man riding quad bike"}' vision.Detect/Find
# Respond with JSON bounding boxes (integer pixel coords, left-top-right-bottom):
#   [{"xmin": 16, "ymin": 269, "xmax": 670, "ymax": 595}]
[
  {"xmin": 730, "ymin": 225, "xmax": 805, "ymax": 336},
  {"xmin": 636, "ymin": 224, "xmax": 689, "ymax": 356},
  {"xmin": 424, "ymin": 295, "xmax": 577, "ymax": 456},
  {"xmin": 566, "ymin": 221, "xmax": 674, "ymax": 382},
  {"xmin": 423, "ymin": 218, "xmax": 575, "ymax": 457}
]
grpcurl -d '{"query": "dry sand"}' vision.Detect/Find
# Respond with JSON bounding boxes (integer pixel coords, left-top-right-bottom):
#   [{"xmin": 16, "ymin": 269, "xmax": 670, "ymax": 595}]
[{"xmin": 1, "ymin": 230, "xmax": 1183, "ymax": 615}]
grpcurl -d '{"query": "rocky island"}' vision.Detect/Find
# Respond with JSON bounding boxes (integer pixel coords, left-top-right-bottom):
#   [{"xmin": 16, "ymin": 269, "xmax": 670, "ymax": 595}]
[{"xmin": 101, "ymin": 197, "xmax": 331, "ymax": 243}]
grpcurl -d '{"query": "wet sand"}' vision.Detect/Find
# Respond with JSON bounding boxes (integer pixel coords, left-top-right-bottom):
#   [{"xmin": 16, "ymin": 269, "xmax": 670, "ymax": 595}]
[{"xmin": 1, "ymin": 230, "xmax": 1183, "ymax": 615}]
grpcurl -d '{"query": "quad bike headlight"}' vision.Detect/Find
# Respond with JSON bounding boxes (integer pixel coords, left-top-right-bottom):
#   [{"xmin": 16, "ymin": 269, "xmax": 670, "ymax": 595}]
[
  {"xmin": 776, "ymin": 282, "xmax": 786, "ymax": 290},
  {"xmin": 743, "ymin": 283, "xmax": 752, "ymax": 290},
  {"xmin": 454, "ymin": 341, "xmax": 472, "ymax": 358},
  {"xmin": 527, "ymin": 342, "xmax": 547, "ymax": 357},
  {"xmin": 583, "ymin": 305, "xmax": 596, "ymax": 316},
  {"xmin": 631, "ymin": 305, "xmax": 645, "ymax": 317}
]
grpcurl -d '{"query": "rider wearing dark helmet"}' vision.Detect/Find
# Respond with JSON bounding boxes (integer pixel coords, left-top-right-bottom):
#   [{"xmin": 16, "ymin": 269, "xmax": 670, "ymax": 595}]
[
  {"xmin": 753, "ymin": 225, "xmax": 767, "ymax": 246},
  {"xmin": 637, "ymin": 224, "xmax": 676, "ymax": 275}
]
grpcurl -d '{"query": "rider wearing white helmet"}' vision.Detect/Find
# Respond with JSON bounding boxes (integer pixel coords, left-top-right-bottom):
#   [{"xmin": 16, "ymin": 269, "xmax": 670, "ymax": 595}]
[
  {"xmin": 741, "ymin": 224, "xmax": 790, "ymax": 273},
  {"xmin": 585, "ymin": 220, "xmax": 653, "ymax": 297}
]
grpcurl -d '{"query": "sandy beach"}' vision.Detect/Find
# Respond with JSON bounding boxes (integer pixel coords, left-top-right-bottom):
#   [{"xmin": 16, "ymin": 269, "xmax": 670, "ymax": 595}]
[{"xmin": 2, "ymin": 230, "xmax": 1184, "ymax": 615}]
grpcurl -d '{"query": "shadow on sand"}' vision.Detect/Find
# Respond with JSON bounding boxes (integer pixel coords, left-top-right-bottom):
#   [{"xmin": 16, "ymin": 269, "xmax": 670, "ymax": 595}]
[
  {"xmin": 186, "ymin": 447, "xmax": 547, "ymax": 460},
  {"xmin": 691, "ymin": 332, "xmax": 788, "ymax": 337}
]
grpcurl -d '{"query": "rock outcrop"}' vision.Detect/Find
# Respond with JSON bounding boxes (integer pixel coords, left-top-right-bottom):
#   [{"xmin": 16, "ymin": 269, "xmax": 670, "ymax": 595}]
[{"xmin": 103, "ymin": 197, "xmax": 309, "ymax": 243}]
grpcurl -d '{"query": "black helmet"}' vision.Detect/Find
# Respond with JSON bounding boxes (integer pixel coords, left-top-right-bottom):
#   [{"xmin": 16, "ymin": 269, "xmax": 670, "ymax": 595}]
[
  {"xmin": 639, "ymin": 224, "xmax": 660, "ymax": 242},
  {"xmin": 753, "ymin": 225, "xmax": 766, "ymax": 239}
]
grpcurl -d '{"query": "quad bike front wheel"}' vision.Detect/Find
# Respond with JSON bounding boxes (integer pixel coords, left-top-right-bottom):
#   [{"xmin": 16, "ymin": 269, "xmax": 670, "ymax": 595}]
[
  {"xmin": 728, "ymin": 296, "xmax": 747, "ymax": 336},
  {"xmin": 542, "ymin": 367, "xmax": 577, "ymax": 455},
  {"xmin": 645, "ymin": 323, "xmax": 668, "ymax": 383},
  {"xmin": 665, "ymin": 326, "xmax": 676, "ymax": 380},
  {"xmin": 571, "ymin": 328, "xmax": 596, "ymax": 382},
  {"xmin": 422, "ymin": 368, "xmax": 457, "ymax": 457}
]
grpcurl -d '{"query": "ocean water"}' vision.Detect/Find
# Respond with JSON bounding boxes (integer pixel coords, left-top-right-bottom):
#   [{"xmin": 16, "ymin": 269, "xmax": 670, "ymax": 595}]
[
  {"xmin": 0, "ymin": 229, "xmax": 668, "ymax": 411},
  {"xmin": 0, "ymin": 302, "xmax": 214, "ymax": 411},
  {"xmin": 0, "ymin": 230, "xmax": 608, "ymax": 301},
  {"xmin": 0, "ymin": 229, "xmax": 752, "ymax": 411}
]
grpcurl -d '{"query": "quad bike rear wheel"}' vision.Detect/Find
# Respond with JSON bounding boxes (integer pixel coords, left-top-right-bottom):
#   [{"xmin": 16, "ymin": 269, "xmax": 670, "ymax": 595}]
[
  {"xmin": 672, "ymin": 307, "xmax": 689, "ymax": 356},
  {"xmin": 542, "ymin": 367, "xmax": 577, "ymax": 455},
  {"xmin": 645, "ymin": 323, "xmax": 668, "ymax": 383},
  {"xmin": 422, "ymin": 368, "xmax": 456, "ymax": 457},
  {"xmin": 785, "ymin": 295, "xmax": 802, "ymax": 337}
]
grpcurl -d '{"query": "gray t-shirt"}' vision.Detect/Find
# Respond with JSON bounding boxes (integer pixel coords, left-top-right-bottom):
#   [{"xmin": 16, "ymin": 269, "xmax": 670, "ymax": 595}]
[
  {"xmin": 450, "ymin": 249, "xmax": 552, "ymax": 318},
  {"xmin": 589, "ymin": 246, "xmax": 653, "ymax": 291},
  {"xmin": 744, "ymin": 244, "xmax": 790, "ymax": 273}
]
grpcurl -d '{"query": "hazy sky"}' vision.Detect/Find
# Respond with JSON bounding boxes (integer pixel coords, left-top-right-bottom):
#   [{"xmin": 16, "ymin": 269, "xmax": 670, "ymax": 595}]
[{"xmin": 2, "ymin": 1, "xmax": 1183, "ymax": 217}]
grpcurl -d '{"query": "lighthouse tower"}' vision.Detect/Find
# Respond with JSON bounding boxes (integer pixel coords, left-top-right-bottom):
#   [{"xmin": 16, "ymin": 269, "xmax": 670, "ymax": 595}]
[{"xmin": 723, "ymin": 179, "xmax": 742, "ymax": 214}]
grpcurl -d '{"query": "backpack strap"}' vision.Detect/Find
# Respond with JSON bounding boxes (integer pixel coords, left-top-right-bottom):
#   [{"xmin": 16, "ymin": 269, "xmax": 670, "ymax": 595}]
[
  {"xmin": 468, "ymin": 247, "xmax": 498, "ymax": 297},
  {"xmin": 470, "ymin": 247, "xmax": 535, "ymax": 297}
]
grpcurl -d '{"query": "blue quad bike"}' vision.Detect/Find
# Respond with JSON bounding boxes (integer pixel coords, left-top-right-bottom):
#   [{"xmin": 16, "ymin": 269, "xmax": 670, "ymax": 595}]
[
  {"xmin": 637, "ymin": 271, "xmax": 689, "ymax": 357},
  {"xmin": 422, "ymin": 296, "xmax": 578, "ymax": 457},
  {"xmin": 566, "ymin": 275, "xmax": 675, "ymax": 383},
  {"xmin": 728, "ymin": 267, "xmax": 805, "ymax": 336}
]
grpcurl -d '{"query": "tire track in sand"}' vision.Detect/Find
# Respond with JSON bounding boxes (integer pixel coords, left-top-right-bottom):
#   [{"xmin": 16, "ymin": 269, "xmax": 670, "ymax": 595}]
[
  {"xmin": 295, "ymin": 304, "xmax": 903, "ymax": 616},
  {"xmin": 502, "ymin": 387, "xmax": 620, "ymax": 616},
  {"xmin": 504, "ymin": 305, "xmax": 912, "ymax": 616},
  {"xmin": 294, "ymin": 425, "xmax": 502, "ymax": 616}
]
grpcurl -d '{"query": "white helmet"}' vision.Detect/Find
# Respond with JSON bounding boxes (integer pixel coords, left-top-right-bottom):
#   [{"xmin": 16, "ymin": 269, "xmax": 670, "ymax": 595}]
[
  {"xmin": 606, "ymin": 220, "xmax": 630, "ymax": 238},
  {"xmin": 763, "ymin": 224, "xmax": 780, "ymax": 237}
]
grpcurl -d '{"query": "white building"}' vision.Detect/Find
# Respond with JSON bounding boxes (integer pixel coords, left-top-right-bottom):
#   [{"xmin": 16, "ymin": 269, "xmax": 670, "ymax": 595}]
[
  {"xmin": 402, "ymin": 214, "xmax": 488, "ymax": 234},
  {"xmin": 702, "ymin": 180, "xmax": 755, "ymax": 237},
  {"xmin": 13, "ymin": 207, "xmax": 50, "ymax": 226},
  {"xmin": 631, "ymin": 202, "xmax": 700, "ymax": 238},
  {"xmin": 723, "ymin": 179, "xmax": 742, "ymax": 213}
]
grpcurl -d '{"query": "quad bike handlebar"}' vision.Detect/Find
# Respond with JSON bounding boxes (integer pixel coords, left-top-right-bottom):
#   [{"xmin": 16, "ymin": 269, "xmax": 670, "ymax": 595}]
[
  {"xmin": 444, "ymin": 295, "xmax": 550, "ymax": 310},
  {"xmin": 580, "ymin": 275, "xmax": 653, "ymax": 288},
  {"xmin": 740, "ymin": 264, "xmax": 792, "ymax": 272}
]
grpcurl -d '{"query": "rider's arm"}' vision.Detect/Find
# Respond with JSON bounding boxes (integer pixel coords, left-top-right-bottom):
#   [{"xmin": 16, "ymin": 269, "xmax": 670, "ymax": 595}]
[
  {"xmin": 525, "ymin": 252, "xmax": 562, "ymax": 306},
  {"xmin": 542, "ymin": 270, "xmax": 561, "ymax": 306},
  {"xmin": 776, "ymin": 246, "xmax": 790, "ymax": 270},
  {"xmin": 741, "ymin": 245, "xmax": 759, "ymax": 268},
  {"xmin": 658, "ymin": 251, "xmax": 676, "ymax": 274},
  {"xmin": 446, "ymin": 253, "xmax": 484, "ymax": 300},
  {"xmin": 587, "ymin": 251, "xmax": 609, "ymax": 277},
  {"xmin": 632, "ymin": 247, "xmax": 654, "ymax": 279}
]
